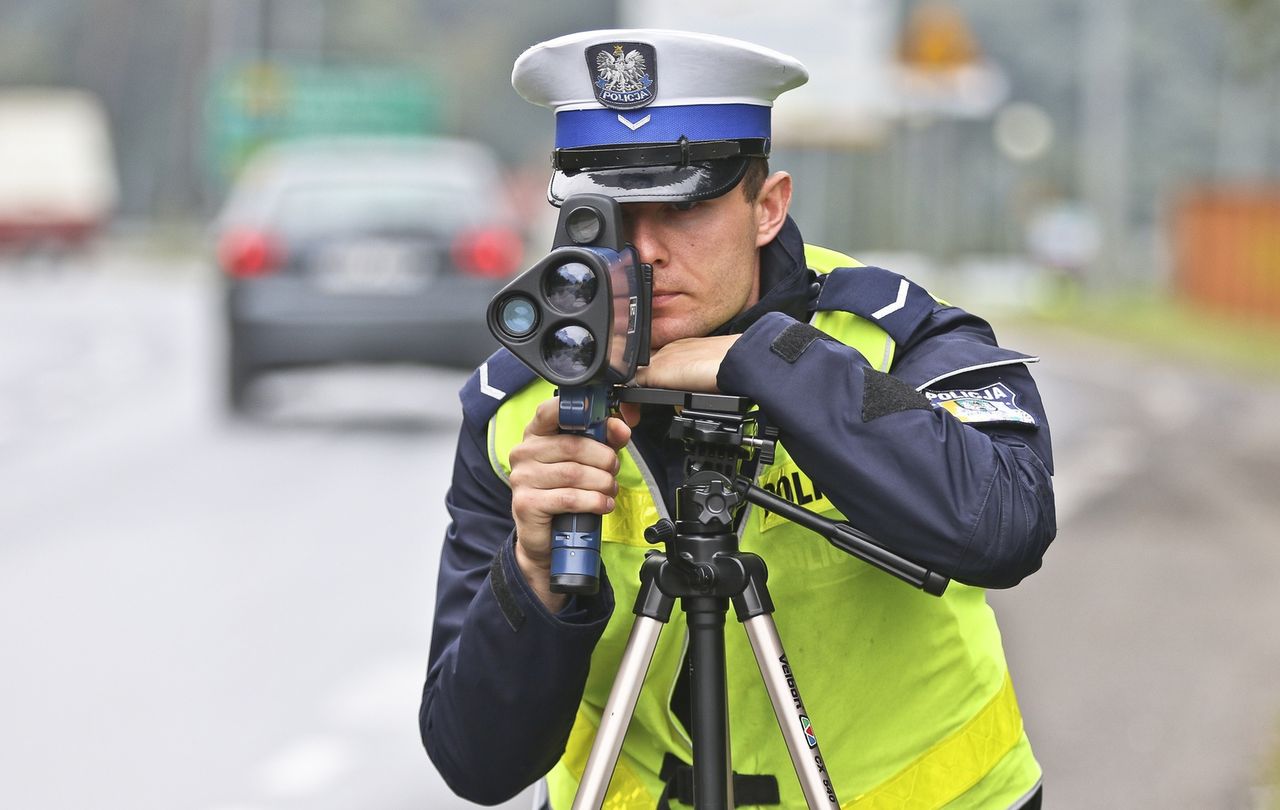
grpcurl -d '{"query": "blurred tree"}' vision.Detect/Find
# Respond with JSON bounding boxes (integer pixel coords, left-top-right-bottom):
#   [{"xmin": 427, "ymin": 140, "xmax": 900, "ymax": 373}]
[
  {"xmin": 1211, "ymin": 0, "xmax": 1280, "ymax": 182},
  {"xmin": 1, "ymin": 0, "xmax": 1273, "ymax": 253},
  {"xmin": 1216, "ymin": 0, "xmax": 1280, "ymax": 75}
]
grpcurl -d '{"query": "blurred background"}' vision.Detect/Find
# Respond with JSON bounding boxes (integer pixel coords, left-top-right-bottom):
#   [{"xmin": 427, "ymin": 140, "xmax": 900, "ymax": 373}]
[{"xmin": 1, "ymin": 1, "xmax": 1279, "ymax": 808}]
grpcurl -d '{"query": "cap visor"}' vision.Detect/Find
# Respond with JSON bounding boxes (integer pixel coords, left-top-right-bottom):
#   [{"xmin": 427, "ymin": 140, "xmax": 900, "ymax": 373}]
[{"xmin": 549, "ymin": 158, "xmax": 749, "ymax": 206}]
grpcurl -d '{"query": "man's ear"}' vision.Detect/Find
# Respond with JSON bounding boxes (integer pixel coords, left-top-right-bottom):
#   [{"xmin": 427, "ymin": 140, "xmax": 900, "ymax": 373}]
[{"xmin": 754, "ymin": 171, "xmax": 793, "ymax": 248}]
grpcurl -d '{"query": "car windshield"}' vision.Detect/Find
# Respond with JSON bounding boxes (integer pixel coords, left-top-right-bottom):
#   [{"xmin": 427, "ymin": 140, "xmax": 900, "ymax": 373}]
[{"xmin": 268, "ymin": 181, "xmax": 491, "ymax": 240}]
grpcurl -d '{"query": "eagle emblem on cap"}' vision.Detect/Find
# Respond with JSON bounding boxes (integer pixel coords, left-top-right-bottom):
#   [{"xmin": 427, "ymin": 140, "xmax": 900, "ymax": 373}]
[{"xmin": 586, "ymin": 42, "xmax": 657, "ymax": 110}]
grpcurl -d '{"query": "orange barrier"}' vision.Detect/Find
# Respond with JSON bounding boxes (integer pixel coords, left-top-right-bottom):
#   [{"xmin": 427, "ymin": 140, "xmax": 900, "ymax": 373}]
[{"xmin": 1173, "ymin": 189, "xmax": 1280, "ymax": 322}]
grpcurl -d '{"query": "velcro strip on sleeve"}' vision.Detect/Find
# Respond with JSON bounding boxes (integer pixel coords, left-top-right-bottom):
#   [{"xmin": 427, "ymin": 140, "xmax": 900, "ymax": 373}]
[
  {"xmin": 489, "ymin": 548, "xmax": 526, "ymax": 632},
  {"xmin": 770, "ymin": 322, "xmax": 832, "ymax": 363},
  {"xmin": 862, "ymin": 369, "xmax": 933, "ymax": 422}
]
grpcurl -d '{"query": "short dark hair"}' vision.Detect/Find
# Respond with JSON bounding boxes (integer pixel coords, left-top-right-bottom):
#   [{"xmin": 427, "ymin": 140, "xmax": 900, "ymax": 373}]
[{"xmin": 740, "ymin": 157, "xmax": 770, "ymax": 202}]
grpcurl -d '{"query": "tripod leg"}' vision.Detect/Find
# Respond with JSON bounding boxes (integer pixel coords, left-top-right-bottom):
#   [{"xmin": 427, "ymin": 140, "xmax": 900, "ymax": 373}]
[
  {"xmin": 687, "ymin": 598, "xmax": 733, "ymax": 810},
  {"xmin": 572, "ymin": 615, "xmax": 665, "ymax": 810},
  {"xmin": 742, "ymin": 615, "xmax": 840, "ymax": 809}
]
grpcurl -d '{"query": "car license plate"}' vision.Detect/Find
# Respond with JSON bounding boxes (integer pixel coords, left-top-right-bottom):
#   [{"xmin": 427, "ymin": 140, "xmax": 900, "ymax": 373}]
[{"xmin": 310, "ymin": 240, "xmax": 435, "ymax": 295}]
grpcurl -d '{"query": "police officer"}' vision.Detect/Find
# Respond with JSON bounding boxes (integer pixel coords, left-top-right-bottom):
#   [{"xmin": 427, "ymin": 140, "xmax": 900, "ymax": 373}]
[{"xmin": 421, "ymin": 29, "xmax": 1054, "ymax": 810}]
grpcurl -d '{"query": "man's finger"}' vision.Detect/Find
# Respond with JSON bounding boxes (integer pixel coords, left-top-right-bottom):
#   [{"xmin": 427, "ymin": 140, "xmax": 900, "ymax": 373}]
[
  {"xmin": 606, "ymin": 415, "xmax": 632, "ymax": 450},
  {"xmin": 540, "ymin": 487, "xmax": 617, "ymax": 517},
  {"xmin": 509, "ymin": 461, "xmax": 619, "ymax": 495},
  {"xmin": 513, "ymin": 432, "xmax": 622, "ymax": 469},
  {"xmin": 618, "ymin": 402, "xmax": 642, "ymax": 428},
  {"xmin": 525, "ymin": 397, "xmax": 563, "ymax": 438}
]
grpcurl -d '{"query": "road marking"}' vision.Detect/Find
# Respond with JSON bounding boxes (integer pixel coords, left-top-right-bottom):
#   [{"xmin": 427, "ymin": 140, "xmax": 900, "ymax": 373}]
[
  {"xmin": 323, "ymin": 653, "xmax": 425, "ymax": 729},
  {"xmin": 258, "ymin": 735, "xmax": 354, "ymax": 798},
  {"xmin": 870, "ymin": 279, "xmax": 909, "ymax": 319}
]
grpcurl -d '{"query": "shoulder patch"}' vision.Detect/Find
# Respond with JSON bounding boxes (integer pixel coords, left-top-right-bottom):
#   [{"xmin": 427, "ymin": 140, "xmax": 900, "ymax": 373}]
[
  {"xmin": 459, "ymin": 348, "xmax": 540, "ymax": 423},
  {"xmin": 815, "ymin": 266, "xmax": 938, "ymax": 345},
  {"xmin": 925, "ymin": 381, "xmax": 1037, "ymax": 426}
]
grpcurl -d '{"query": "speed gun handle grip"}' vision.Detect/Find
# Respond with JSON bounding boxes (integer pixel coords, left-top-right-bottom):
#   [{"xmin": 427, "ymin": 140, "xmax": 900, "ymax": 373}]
[{"xmin": 550, "ymin": 389, "xmax": 611, "ymax": 595}]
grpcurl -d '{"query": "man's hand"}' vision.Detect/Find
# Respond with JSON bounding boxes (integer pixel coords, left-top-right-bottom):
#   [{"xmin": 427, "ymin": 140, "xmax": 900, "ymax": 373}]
[
  {"xmin": 509, "ymin": 397, "xmax": 631, "ymax": 612},
  {"xmin": 634, "ymin": 334, "xmax": 740, "ymax": 391},
  {"xmin": 621, "ymin": 335, "xmax": 741, "ymax": 424}
]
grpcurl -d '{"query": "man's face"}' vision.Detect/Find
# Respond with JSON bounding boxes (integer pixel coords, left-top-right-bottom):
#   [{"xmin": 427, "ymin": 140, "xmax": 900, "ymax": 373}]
[{"xmin": 621, "ymin": 187, "xmax": 763, "ymax": 349}]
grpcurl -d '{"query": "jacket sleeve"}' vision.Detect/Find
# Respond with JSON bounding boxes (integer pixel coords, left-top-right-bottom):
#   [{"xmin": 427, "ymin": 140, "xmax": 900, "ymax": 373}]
[
  {"xmin": 717, "ymin": 307, "xmax": 1056, "ymax": 589},
  {"xmin": 420, "ymin": 404, "xmax": 615, "ymax": 804}
]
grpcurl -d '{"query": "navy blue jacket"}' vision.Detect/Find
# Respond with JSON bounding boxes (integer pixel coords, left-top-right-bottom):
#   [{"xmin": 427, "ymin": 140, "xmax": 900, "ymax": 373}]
[{"xmin": 420, "ymin": 218, "xmax": 1056, "ymax": 804}]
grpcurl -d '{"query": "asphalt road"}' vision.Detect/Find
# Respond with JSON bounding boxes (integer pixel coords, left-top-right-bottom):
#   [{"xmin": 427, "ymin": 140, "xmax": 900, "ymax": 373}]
[
  {"xmin": 0, "ymin": 259, "xmax": 535, "ymax": 810},
  {"xmin": 990, "ymin": 326, "xmax": 1280, "ymax": 809},
  {"xmin": 1, "ymin": 255, "xmax": 1277, "ymax": 809}
]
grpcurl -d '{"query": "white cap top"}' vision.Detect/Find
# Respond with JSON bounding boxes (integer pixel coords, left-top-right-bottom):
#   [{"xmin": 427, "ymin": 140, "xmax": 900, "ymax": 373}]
[
  {"xmin": 513, "ymin": 29, "xmax": 807, "ymax": 151},
  {"xmin": 514, "ymin": 28, "xmax": 807, "ymax": 112}
]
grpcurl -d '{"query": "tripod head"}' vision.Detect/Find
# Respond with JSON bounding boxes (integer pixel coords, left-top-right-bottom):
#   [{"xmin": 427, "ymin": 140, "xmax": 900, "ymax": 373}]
[{"xmin": 618, "ymin": 386, "xmax": 949, "ymax": 596}]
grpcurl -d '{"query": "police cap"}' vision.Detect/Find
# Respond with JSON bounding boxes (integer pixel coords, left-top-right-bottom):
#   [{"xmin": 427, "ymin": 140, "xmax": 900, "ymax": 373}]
[{"xmin": 512, "ymin": 29, "xmax": 808, "ymax": 205}]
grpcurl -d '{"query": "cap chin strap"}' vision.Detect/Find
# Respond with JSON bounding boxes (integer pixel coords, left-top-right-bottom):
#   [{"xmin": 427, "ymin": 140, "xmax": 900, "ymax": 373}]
[{"xmin": 553, "ymin": 137, "xmax": 769, "ymax": 172}]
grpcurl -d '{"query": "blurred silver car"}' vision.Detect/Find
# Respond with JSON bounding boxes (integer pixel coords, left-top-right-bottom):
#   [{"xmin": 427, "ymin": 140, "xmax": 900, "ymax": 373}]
[{"xmin": 215, "ymin": 136, "xmax": 523, "ymax": 412}]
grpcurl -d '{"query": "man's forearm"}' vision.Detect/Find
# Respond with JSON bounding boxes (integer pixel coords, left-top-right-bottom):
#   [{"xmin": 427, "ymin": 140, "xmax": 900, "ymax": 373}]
[
  {"xmin": 422, "ymin": 538, "xmax": 613, "ymax": 803},
  {"xmin": 718, "ymin": 311, "xmax": 1055, "ymax": 587}
]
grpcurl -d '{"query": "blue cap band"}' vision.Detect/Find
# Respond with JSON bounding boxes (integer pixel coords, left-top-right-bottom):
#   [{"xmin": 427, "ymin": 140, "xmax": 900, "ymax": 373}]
[{"xmin": 555, "ymin": 103, "xmax": 771, "ymax": 150}]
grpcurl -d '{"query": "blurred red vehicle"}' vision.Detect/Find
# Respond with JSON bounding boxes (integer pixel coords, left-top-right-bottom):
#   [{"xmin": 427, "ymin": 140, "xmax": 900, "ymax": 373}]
[{"xmin": 0, "ymin": 89, "xmax": 118, "ymax": 252}]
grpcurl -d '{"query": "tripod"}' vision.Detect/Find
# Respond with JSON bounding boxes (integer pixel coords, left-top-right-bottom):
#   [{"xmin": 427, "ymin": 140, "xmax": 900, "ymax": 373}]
[{"xmin": 570, "ymin": 389, "xmax": 949, "ymax": 810}]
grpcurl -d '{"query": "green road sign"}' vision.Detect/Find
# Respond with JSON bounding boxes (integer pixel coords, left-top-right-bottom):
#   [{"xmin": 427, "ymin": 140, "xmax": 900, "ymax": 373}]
[{"xmin": 206, "ymin": 62, "xmax": 441, "ymax": 186}]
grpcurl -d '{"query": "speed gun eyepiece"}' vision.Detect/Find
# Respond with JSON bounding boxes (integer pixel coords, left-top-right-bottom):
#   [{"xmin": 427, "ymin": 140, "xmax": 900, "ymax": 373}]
[{"xmin": 564, "ymin": 205, "xmax": 604, "ymax": 245}]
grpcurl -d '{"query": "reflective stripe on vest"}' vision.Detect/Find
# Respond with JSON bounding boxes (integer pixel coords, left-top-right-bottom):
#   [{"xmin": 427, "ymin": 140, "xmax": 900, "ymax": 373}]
[
  {"xmin": 488, "ymin": 245, "xmax": 1040, "ymax": 809},
  {"xmin": 845, "ymin": 673, "xmax": 1024, "ymax": 809}
]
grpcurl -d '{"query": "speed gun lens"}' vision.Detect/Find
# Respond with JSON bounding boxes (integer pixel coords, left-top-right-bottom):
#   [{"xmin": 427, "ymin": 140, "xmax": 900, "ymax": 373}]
[
  {"xmin": 497, "ymin": 295, "xmax": 538, "ymax": 338},
  {"xmin": 542, "ymin": 324, "xmax": 596, "ymax": 380},
  {"xmin": 543, "ymin": 262, "xmax": 598, "ymax": 314}
]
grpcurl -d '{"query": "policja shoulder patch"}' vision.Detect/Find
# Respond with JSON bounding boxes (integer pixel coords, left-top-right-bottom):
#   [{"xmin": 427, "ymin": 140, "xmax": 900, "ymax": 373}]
[{"xmin": 925, "ymin": 381, "xmax": 1037, "ymax": 426}]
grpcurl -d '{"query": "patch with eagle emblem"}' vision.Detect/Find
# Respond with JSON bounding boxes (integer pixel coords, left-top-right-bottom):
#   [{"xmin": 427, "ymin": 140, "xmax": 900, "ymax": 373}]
[
  {"xmin": 924, "ymin": 382, "xmax": 1038, "ymax": 426},
  {"xmin": 584, "ymin": 41, "xmax": 657, "ymax": 110}
]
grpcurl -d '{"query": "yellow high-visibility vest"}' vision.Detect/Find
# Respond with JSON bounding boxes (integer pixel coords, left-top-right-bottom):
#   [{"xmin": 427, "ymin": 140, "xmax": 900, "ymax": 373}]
[{"xmin": 487, "ymin": 245, "xmax": 1041, "ymax": 809}]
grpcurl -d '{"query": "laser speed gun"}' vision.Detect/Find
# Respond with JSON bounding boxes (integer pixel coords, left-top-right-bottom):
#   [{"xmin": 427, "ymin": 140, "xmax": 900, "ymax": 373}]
[{"xmin": 487, "ymin": 194, "xmax": 652, "ymax": 594}]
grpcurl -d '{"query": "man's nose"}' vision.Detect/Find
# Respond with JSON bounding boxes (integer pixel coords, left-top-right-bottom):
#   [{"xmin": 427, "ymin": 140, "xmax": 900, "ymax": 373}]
[{"xmin": 622, "ymin": 207, "xmax": 666, "ymax": 266}]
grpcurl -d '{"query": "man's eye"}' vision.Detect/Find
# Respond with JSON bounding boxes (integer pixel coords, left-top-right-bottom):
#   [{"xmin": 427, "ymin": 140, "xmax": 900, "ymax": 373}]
[{"xmin": 670, "ymin": 201, "xmax": 699, "ymax": 212}]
